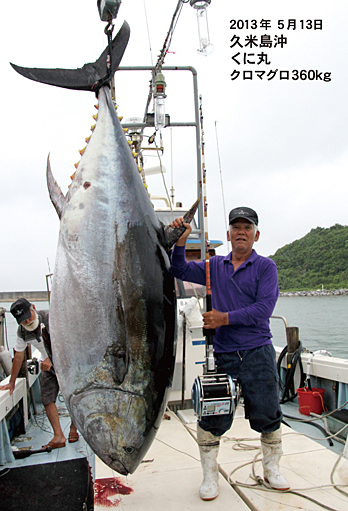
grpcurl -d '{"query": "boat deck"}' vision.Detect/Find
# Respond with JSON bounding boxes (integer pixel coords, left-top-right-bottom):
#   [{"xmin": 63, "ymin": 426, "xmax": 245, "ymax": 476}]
[
  {"xmin": 0, "ymin": 400, "xmax": 95, "ymax": 511},
  {"xmin": 6, "ymin": 402, "xmax": 94, "ymax": 469},
  {"xmin": 95, "ymin": 406, "xmax": 348, "ymax": 510}
]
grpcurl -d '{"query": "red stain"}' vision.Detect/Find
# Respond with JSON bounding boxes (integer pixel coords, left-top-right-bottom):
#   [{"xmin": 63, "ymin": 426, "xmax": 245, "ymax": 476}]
[{"xmin": 94, "ymin": 477, "xmax": 133, "ymax": 508}]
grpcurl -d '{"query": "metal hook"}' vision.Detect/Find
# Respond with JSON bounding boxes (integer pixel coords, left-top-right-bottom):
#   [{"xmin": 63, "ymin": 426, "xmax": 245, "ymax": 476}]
[{"xmin": 104, "ymin": 12, "xmax": 115, "ymax": 35}]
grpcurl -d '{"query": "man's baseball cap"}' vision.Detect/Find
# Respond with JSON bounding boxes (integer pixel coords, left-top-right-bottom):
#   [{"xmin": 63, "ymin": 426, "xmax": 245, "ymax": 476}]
[
  {"xmin": 10, "ymin": 298, "xmax": 32, "ymax": 324},
  {"xmin": 229, "ymin": 207, "xmax": 258, "ymax": 226}
]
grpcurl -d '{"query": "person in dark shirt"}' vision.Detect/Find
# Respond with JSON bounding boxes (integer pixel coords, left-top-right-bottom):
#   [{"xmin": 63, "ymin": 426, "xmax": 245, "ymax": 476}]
[
  {"xmin": 0, "ymin": 298, "xmax": 79, "ymax": 449},
  {"xmin": 170, "ymin": 207, "xmax": 289, "ymax": 500}
]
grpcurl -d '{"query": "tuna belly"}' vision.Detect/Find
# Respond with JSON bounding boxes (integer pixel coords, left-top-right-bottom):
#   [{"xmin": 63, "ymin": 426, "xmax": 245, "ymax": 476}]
[{"xmin": 70, "ymin": 388, "xmax": 152, "ymax": 475}]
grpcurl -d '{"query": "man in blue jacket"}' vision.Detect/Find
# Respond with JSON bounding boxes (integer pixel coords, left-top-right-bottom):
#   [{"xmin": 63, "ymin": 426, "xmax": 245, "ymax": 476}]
[{"xmin": 170, "ymin": 207, "xmax": 289, "ymax": 500}]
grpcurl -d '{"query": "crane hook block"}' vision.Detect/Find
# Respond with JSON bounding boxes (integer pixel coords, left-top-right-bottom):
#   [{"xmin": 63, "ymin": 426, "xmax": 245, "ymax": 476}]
[{"xmin": 97, "ymin": 0, "xmax": 121, "ymax": 22}]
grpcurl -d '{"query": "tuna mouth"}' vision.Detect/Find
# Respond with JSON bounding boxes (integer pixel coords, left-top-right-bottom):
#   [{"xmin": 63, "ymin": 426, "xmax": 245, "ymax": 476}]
[
  {"xmin": 69, "ymin": 388, "xmax": 147, "ymax": 475},
  {"xmin": 107, "ymin": 457, "xmax": 128, "ymax": 476}
]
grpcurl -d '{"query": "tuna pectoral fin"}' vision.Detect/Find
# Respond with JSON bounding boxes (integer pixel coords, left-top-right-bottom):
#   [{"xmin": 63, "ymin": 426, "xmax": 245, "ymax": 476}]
[
  {"xmin": 46, "ymin": 154, "xmax": 66, "ymax": 219},
  {"xmin": 163, "ymin": 194, "xmax": 201, "ymax": 249},
  {"xmin": 10, "ymin": 21, "xmax": 130, "ymax": 92}
]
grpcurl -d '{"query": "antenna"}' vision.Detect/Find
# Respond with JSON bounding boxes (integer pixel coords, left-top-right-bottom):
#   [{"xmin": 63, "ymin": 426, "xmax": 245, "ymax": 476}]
[
  {"xmin": 170, "ymin": 128, "xmax": 175, "ymax": 204},
  {"xmin": 46, "ymin": 259, "xmax": 53, "ymax": 303}
]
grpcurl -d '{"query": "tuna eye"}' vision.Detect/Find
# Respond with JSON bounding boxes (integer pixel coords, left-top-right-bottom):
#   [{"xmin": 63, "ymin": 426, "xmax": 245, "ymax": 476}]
[{"xmin": 123, "ymin": 446, "xmax": 135, "ymax": 455}]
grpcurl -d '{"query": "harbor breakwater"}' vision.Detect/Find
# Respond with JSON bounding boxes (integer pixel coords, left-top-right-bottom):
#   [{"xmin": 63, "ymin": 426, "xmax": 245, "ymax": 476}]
[
  {"xmin": 0, "ymin": 291, "xmax": 48, "ymax": 302},
  {"xmin": 1, "ymin": 289, "xmax": 348, "ymax": 302},
  {"xmin": 279, "ymin": 289, "xmax": 348, "ymax": 297}
]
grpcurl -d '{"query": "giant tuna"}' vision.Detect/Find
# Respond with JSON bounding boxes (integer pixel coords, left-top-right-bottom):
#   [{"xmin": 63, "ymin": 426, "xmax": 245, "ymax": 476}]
[{"xmin": 11, "ymin": 22, "xmax": 200, "ymax": 474}]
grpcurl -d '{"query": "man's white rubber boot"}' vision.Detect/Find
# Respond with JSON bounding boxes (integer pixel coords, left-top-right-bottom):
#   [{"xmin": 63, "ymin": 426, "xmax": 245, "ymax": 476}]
[
  {"xmin": 261, "ymin": 428, "xmax": 290, "ymax": 490},
  {"xmin": 197, "ymin": 424, "xmax": 220, "ymax": 500}
]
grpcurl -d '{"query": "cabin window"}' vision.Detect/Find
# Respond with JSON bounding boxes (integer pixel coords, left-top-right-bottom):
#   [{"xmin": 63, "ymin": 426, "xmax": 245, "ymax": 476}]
[{"xmin": 175, "ymin": 279, "xmax": 206, "ymax": 299}]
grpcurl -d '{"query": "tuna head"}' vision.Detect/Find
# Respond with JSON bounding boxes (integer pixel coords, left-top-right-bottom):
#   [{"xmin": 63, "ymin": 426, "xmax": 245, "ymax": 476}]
[{"xmin": 71, "ymin": 389, "xmax": 151, "ymax": 475}]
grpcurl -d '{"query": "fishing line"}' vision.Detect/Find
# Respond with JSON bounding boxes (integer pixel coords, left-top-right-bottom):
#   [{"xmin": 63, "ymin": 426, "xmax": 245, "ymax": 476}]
[
  {"xmin": 214, "ymin": 121, "xmax": 227, "ymax": 233},
  {"xmin": 155, "ymin": 437, "xmax": 200, "ymax": 462},
  {"xmin": 154, "ymin": 0, "xmax": 186, "ymax": 73},
  {"xmin": 142, "ymin": 0, "xmax": 154, "ymax": 67}
]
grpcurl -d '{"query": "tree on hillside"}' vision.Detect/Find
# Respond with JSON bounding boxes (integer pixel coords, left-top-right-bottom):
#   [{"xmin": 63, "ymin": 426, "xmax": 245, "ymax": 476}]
[{"xmin": 269, "ymin": 224, "xmax": 348, "ymax": 291}]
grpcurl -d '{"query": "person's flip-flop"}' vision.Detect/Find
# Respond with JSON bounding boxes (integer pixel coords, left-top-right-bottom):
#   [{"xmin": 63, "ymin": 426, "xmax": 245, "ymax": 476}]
[
  {"xmin": 42, "ymin": 440, "xmax": 66, "ymax": 450},
  {"xmin": 68, "ymin": 432, "xmax": 79, "ymax": 443}
]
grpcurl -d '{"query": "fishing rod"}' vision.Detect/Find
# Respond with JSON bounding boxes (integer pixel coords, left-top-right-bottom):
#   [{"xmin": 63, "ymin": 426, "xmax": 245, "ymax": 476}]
[
  {"xmin": 191, "ymin": 96, "xmax": 237, "ymax": 419},
  {"xmin": 199, "ymin": 94, "xmax": 215, "ymax": 375}
]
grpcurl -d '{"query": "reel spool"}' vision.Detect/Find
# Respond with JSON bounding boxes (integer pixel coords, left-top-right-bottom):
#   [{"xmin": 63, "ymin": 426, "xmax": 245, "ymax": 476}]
[{"xmin": 192, "ymin": 373, "xmax": 237, "ymax": 419}]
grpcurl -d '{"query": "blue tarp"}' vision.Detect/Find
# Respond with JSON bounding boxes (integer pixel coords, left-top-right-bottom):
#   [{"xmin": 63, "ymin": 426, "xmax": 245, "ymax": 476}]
[
  {"xmin": 337, "ymin": 382, "xmax": 348, "ymax": 411},
  {"xmin": 0, "ymin": 418, "xmax": 15, "ymax": 465}
]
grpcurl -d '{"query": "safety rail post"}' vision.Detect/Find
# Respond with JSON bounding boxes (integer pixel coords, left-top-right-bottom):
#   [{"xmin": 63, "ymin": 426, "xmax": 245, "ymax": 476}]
[
  {"xmin": 286, "ymin": 326, "xmax": 300, "ymax": 365},
  {"xmin": 0, "ymin": 308, "xmax": 5, "ymax": 349},
  {"xmin": 271, "ymin": 316, "xmax": 300, "ymax": 363}
]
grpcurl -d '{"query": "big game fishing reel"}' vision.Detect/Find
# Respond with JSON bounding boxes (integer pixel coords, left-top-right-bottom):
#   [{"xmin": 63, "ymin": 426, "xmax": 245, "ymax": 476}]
[
  {"xmin": 192, "ymin": 373, "xmax": 238, "ymax": 419},
  {"xmin": 191, "ymin": 326, "xmax": 239, "ymax": 419}
]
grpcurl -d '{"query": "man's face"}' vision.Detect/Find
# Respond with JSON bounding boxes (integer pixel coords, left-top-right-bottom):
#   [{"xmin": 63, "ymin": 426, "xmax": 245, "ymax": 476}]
[
  {"xmin": 227, "ymin": 218, "xmax": 259, "ymax": 254},
  {"xmin": 21, "ymin": 307, "xmax": 38, "ymax": 330}
]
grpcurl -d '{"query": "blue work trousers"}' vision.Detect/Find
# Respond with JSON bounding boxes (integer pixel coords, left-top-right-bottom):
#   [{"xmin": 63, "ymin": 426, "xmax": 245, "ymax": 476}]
[{"xmin": 199, "ymin": 344, "xmax": 282, "ymax": 437}]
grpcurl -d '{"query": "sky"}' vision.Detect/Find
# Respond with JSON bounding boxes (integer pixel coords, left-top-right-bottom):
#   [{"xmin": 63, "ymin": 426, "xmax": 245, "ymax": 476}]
[{"xmin": 1, "ymin": 0, "xmax": 347, "ymax": 291}]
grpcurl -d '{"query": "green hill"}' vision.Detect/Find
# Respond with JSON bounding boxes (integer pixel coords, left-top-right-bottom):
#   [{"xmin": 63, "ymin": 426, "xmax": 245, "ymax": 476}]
[{"xmin": 269, "ymin": 224, "xmax": 348, "ymax": 292}]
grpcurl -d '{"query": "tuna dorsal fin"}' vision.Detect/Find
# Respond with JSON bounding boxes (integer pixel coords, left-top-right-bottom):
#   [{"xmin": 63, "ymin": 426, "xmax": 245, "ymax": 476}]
[
  {"xmin": 163, "ymin": 195, "xmax": 201, "ymax": 249},
  {"xmin": 10, "ymin": 21, "xmax": 130, "ymax": 92},
  {"xmin": 46, "ymin": 154, "xmax": 66, "ymax": 219}
]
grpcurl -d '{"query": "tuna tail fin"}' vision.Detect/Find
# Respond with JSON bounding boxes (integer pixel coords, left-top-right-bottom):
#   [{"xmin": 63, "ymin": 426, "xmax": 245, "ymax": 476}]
[
  {"xmin": 47, "ymin": 154, "xmax": 66, "ymax": 219},
  {"xmin": 163, "ymin": 195, "xmax": 201, "ymax": 249},
  {"xmin": 10, "ymin": 21, "xmax": 130, "ymax": 93}
]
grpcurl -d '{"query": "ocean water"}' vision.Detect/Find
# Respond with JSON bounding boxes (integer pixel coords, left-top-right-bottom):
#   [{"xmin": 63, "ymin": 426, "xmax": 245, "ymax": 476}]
[
  {"xmin": 271, "ymin": 295, "xmax": 348, "ymax": 359},
  {"xmin": 1, "ymin": 296, "xmax": 348, "ymax": 359}
]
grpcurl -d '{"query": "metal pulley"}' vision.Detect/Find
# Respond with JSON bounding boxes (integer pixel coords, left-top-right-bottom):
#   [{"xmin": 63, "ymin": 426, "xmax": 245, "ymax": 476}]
[
  {"xmin": 192, "ymin": 373, "xmax": 238, "ymax": 419},
  {"xmin": 97, "ymin": 0, "xmax": 122, "ymax": 22}
]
